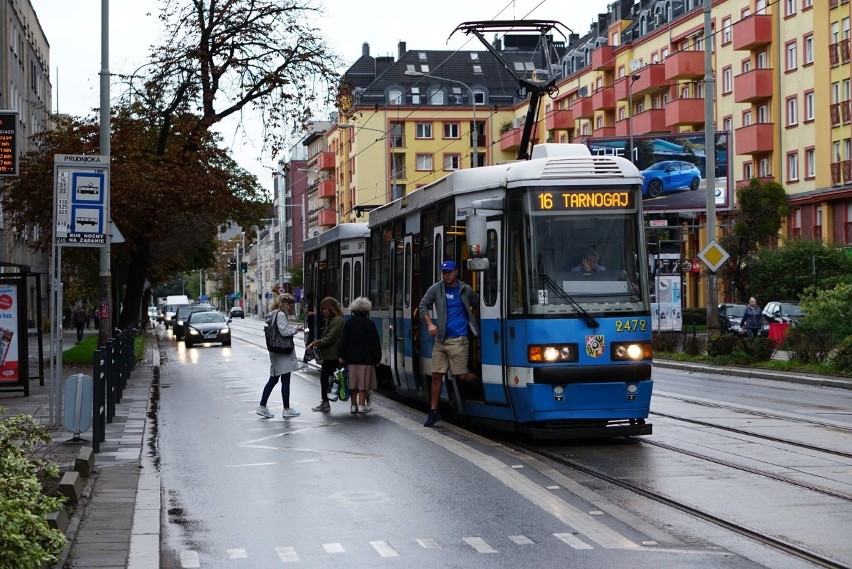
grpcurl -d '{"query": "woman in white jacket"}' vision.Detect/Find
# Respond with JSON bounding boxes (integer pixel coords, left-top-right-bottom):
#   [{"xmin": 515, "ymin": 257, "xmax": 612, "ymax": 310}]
[{"xmin": 256, "ymin": 293, "xmax": 303, "ymax": 418}]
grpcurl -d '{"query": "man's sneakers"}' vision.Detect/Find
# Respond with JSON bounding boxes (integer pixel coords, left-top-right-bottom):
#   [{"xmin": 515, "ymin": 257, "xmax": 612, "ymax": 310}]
[
  {"xmin": 311, "ymin": 401, "xmax": 331, "ymax": 412},
  {"xmin": 256, "ymin": 406, "xmax": 274, "ymax": 419},
  {"xmin": 281, "ymin": 407, "xmax": 300, "ymax": 417},
  {"xmin": 358, "ymin": 405, "xmax": 371, "ymax": 414},
  {"xmin": 423, "ymin": 410, "xmax": 441, "ymax": 427}
]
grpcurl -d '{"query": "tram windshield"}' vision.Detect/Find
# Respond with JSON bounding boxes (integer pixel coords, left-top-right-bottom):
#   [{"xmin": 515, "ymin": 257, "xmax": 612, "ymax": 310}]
[{"xmin": 507, "ymin": 189, "xmax": 649, "ymax": 316}]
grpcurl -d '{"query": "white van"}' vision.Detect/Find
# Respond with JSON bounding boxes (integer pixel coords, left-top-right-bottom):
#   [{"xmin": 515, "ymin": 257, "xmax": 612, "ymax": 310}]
[{"xmin": 164, "ymin": 295, "xmax": 190, "ymax": 329}]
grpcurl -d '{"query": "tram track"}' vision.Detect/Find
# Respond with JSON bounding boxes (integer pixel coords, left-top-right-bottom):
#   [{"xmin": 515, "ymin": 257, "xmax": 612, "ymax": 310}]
[{"xmin": 510, "ymin": 439, "xmax": 851, "ymax": 569}]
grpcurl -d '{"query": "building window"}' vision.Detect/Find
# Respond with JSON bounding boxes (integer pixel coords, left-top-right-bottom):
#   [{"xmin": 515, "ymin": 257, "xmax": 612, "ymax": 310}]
[
  {"xmin": 743, "ymin": 110, "xmax": 753, "ymax": 126},
  {"xmin": 722, "ymin": 17, "xmax": 732, "ymax": 44},
  {"xmin": 805, "ymin": 147, "xmax": 815, "ymax": 179},
  {"xmin": 787, "ymin": 152, "xmax": 799, "ymax": 181},
  {"xmin": 722, "ymin": 66, "xmax": 732, "ymax": 94},
  {"xmin": 757, "ymin": 104, "xmax": 769, "ymax": 123},
  {"xmin": 443, "ymin": 123, "xmax": 460, "ymax": 139},
  {"xmin": 804, "ymin": 91, "xmax": 815, "ymax": 121},
  {"xmin": 785, "ymin": 0, "xmax": 796, "ymax": 16},
  {"xmin": 473, "ymin": 89, "xmax": 485, "ymax": 104},
  {"xmin": 743, "ymin": 161, "xmax": 753, "ymax": 180},
  {"xmin": 802, "ymin": 0, "xmax": 812, "ymax": 8},
  {"xmin": 786, "ymin": 41, "xmax": 797, "ymax": 71},
  {"xmin": 389, "ymin": 88, "xmax": 403, "ymax": 105},
  {"xmin": 415, "ymin": 154, "xmax": 433, "ymax": 171},
  {"xmin": 758, "ymin": 157, "xmax": 770, "ymax": 178},
  {"xmin": 803, "ymin": 34, "xmax": 813, "ymax": 65},
  {"xmin": 443, "ymin": 154, "xmax": 461, "ymax": 170},
  {"xmin": 723, "ymin": 116, "xmax": 733, "ymax": 134},
  {"xmin": 428, "ymin": 89, "xmax": 443, "ymax": 105},
  {"xmin": 786, "ymin": 96, "xmax": 798, "ymax": 126},
  {"xmin": 415, "ymin": 123, "xmax": 433, "ymax": 139},
  {"xmin": 411, "ymin": 87, "xmax": 420, "ymax": 105},
  {"xmin": 757, "ymin": 51, "xmax": 768, "ymax": 69}
]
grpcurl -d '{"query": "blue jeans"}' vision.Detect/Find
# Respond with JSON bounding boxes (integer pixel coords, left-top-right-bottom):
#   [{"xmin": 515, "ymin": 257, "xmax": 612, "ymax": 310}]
[{"xmin": 260, "ymin": 373, "xmax": 292, "ymax": 407}]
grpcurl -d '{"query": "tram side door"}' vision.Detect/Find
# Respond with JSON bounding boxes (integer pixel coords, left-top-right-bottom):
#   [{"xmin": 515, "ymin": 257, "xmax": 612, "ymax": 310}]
[
  {"xmin": 391, "ymin": 236, "xmax": 415, "ymax": 390},
  {"xmin": 476, "ymin": 220, "xmax": 508, "ymax": 405}
]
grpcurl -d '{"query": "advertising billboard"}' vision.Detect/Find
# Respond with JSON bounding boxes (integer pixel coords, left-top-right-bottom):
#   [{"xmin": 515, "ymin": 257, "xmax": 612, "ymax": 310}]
[{"xmin": 587, "ymin": 132, "xmax": 731, "ymax": 213}]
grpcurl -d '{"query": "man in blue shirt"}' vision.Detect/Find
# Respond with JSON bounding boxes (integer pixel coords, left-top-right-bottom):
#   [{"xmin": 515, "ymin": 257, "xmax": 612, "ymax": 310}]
[{"xmin": 419, "ymin": 260, "xmax": 480, "ymax": 427}]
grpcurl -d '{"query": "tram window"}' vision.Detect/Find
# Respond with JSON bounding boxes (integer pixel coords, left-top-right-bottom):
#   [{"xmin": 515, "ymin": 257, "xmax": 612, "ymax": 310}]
[
  {"xmin": 354, "ymin": 261, "xmax": 362, "ymax": 299},
  {"xmin": 484, "ymin": 228, "xmax": 498, "ymax": 307},
  {"xmin": 404, "ymin": 242, "xmax": 412, "ymax": 308},
  {"xmin": 434, "ymin": 233, "xmax": 442, "ymax": 282},
  {"xmin": 342, "ymin": 261, "xmax": 351, "ymax": 308}
]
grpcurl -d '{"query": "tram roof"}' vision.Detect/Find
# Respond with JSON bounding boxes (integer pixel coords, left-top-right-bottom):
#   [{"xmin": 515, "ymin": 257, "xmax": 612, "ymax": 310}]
[
  {"xmin": 369, "ymin": 144, "xmax": 641, "ymax": 226},
  {"xmin": 303, "ymin": 221, "xmax": 369, "ymax": 253}
]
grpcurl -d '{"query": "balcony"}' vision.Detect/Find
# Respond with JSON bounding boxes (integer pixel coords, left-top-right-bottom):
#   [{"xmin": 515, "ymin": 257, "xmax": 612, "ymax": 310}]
[
  {"xmin": 318, "ymin": 208, "xmax": 337, "ymax": 227},
  {"xmin": 318, "ymin": 179, "xmax": 336, "ymax": 199},
  {"xmin": 499, "ymin": 125, "xmax": 539, "ymax": 151},
  {"xmin": 592, "ymin": 86, "xmax": 615, "ymax": 111},
  {"xmin": 664, "ymin": 51, "xmax": 705, "ymax": 80},
  {"xmin": 735, "ymin": 123, "xmax": 774, "ymax": 154},
  {"xmin": 734, "ymin": 68, "xmax": 773, "ymax": 103},
  {"xmin": 591, "ymin": 45, "xmax": 615, "ymax": 70},
  {"xmin": 632, "ymin": 108, "xmax": 668, "ymax": 135},
  {"xmin": 545, "ymin": 108, "xmax": 574, "ymax": 130},
  {"xmin": 631, "ymin": 65, "xmax": 666, "ymax": 96},
  {"xmin": 732, "ymin": 14, "xmax": 772, "ymax": 51},
  {"xmin": 573, "ymin": 97, "xmax": 594, "ymax": 119},
  {"xmin": 317, "ymin": 151, "xmax": 335, "ymax": 171},
  {"xmin": 592, "ymin": 126, "xmax": 615, "ymax": 138},
  {"xmin": 664, "ymin": 97, "xmax": 705, "ymax": 127}
]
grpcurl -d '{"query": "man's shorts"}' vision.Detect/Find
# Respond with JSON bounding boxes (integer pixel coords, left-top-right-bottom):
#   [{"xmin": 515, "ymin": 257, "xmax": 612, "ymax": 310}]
[{"xmin": 432, "ymin": 336, "xmax": 469, "ymax": 376}]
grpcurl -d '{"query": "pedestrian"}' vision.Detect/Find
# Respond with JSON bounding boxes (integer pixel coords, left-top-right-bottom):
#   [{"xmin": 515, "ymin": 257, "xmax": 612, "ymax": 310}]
[
  {"xmin": 338, "ymin": 297, "xmax": 382, "ymax": 414},
  {"xmin": 92, "ymin": 307, "xmax": 100, "ymax": 330},
  {"xmin": 85, "ymin": 307, "xmax": 92, "ymax": 330},
  {"xmin": 418, "ymin": 260, "xmax": 480, "ymax": 427},
  {"xmin": 72, "ymin": 305, "xmax": 87, "ymax": 343},
  {"xmin": 740, "ymin": 297, "xmax": 763, "ymax": 337},
  {"xmin": 305, "ymin": 297, "xmax": 344, "ymax": 412},
  {"xmin": 256, "ymin": 293, "xmax": 303, "ymax": 419}
]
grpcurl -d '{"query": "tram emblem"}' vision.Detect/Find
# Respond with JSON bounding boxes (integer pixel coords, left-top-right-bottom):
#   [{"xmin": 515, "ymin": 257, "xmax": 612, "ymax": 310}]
[{"xmin": 585, "ymin": 335, "xmax": 605, "ymax": 358}]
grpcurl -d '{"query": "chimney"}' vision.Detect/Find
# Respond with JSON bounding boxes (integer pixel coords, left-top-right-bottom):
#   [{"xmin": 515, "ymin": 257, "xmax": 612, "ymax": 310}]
[
  {"xmin": 362, "ymin": 42, "xmax": 370, "ymax": 57},
  {"xmin": 398, "ymin": 41, "xmax": 407, "ymax": 58}
]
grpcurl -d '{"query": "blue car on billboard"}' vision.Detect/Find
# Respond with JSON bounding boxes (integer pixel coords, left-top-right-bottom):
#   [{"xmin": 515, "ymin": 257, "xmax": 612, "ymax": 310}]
[{"xmin": 640, "ymin": 160, "xmax": 702, "ymax": 198}]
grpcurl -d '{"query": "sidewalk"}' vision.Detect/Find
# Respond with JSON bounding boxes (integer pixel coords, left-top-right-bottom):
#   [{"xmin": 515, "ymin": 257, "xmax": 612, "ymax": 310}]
[{"xmin": 0, "ymin": 326, "xmax": 158, "ymax": 569}]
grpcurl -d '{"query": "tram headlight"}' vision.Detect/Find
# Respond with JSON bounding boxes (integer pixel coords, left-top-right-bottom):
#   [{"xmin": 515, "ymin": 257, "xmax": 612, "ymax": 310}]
[
  {"xmin": 611, "ymin": 342, "xmax": 653, "ymax": 361},
  {"xmin": 528, "ymin": 344, "xmax": 579, "ymax": 363}
]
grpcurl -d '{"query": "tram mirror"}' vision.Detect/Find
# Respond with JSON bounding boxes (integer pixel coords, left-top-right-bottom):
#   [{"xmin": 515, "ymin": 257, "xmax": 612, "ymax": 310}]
[
  {"xmin": 470, "ymin": 197, "xmax": 504, "ymax": 210},
  {"xmin": 466, "ymin": 212, "xmax": 489, "ymax": 272}
]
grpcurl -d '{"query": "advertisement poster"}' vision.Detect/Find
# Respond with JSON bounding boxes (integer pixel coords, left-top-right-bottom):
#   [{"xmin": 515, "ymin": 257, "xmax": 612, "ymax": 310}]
[
  {"xmin": 0, "ymin": 283, "xmax": 19, "ymax": 382},
  {"xmin": 650, "ymin": 253, "xmax": 683, "ymax": 332}
]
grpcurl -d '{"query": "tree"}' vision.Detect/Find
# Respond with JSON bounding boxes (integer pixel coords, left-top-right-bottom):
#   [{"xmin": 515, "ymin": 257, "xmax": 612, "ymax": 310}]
[
  {"xmin": 747, "ymin": 239, "xmax": 852, "ymax": 302},
  {"xmin": 1, "ymin": 109, "xmax": 268, "ymax": 327},
  {"xmin": 719, "ymin": 178, "xmax": 790, "ymax": 300},
  {"xmin": 139, "ymin": 0, "xmax": 342, "ymax": 158}
]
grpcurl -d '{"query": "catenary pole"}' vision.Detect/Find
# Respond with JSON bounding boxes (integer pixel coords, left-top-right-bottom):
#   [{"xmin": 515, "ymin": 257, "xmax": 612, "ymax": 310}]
[{"xmin": 704, "ymin": 0, "xmax": 719, "ymax": 331}]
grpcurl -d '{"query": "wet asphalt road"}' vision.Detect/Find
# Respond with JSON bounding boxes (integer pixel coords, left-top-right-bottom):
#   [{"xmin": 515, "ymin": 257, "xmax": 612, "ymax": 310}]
[{"xmin": 151, "ymin": 318, "xmax": 852, "ymax": 569}]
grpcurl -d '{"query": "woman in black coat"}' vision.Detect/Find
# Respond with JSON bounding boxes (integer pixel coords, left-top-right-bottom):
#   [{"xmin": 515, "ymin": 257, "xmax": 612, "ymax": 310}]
[{"xmin": 338, "ymin": 297, "xmax": 382, "ymax": 413}]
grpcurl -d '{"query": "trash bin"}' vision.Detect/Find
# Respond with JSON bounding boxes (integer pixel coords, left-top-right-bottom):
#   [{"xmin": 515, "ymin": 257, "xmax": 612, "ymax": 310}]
[{"xmin": 63, "ymin": 374, "xmax": 93, "ymax": 441}]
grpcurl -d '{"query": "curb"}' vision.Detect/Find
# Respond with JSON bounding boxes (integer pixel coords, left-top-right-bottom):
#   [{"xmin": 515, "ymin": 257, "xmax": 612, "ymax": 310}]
[{"xmin": 654, "ymin": 359, "xmax": 852, "ymax": 390}]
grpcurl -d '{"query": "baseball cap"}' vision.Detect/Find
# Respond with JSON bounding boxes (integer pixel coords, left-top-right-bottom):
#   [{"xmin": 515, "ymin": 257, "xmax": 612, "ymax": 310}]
[{"xmin": 440, "ymin": 260, "xmax": 457, "ymax": 272}]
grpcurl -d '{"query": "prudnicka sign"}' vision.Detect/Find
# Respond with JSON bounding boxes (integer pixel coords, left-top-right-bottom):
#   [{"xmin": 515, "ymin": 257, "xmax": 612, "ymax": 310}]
[{"xmin": 53, "ymin": 154, "xmax": 110, "ymax": 247}]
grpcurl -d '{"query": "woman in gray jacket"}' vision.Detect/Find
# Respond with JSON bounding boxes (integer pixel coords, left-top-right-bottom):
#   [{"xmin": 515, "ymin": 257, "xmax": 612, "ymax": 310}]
[{"xmin": 256, "ymin": 293, "xmax": 303, "ymax": 418}]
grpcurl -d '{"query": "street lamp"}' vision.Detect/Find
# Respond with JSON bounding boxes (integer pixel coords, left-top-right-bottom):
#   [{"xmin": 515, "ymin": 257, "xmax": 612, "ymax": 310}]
[
  {"xmin": 404, "ymin": 70, "xmax": 479, "ymax": 168},
  {"xmin": 627, "ymin": 74, "xmax": 641, "ymax": 164}
]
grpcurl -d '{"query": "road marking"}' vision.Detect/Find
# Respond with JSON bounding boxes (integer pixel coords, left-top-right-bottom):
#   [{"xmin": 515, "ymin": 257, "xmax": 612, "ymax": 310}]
[
  {"xmin": 384, "ymin": 412, "xmax": 638, "ymax": 550},
  {"xmin": 509, "ymin": 535, "xmax": 535, "ymax": 545},
  {"xmin": 370, "ymin": 540, "xmax": 400, "ymax": 557},
  {"xmin": 417, "ymin": 538, "xmax": 441, "ymax": 548},
  {"xmin": 275, "ymin": 546, "xmax": 300, "ymax": 562},
  {"xmin": 323, "ymin": 543, "xmax": 345, "ymax": 553},
  {"xmin": 179, "ymin": 550, "xmax": 200, "ymax": 567},
  {"xmin": 554, "ymin": 533, "xmax": 594, "ymax": 549},
  {"xmin": 463, "ymin": 537, "xmax": 497, "ymax": 553},
  {"xmin": 227, "ymin": 549, "xmax": 247, "ymax": 559}
]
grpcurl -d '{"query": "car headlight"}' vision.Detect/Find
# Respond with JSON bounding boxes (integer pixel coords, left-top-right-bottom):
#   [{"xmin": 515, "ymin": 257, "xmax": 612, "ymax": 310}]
[
  {"xmin": 221, "ymin": 327, "xmax": 230, "ymax": 335},
  {"xmin": 528, "ymin": 344, "xmax": 578, "ymax": 363},
  {"xmin": 611, "ymin": 342, "xmax": 653, "ymax": 361},
  {"xmin": 188, "ymin": 328, "xmax": 199, "ymax": 336}
]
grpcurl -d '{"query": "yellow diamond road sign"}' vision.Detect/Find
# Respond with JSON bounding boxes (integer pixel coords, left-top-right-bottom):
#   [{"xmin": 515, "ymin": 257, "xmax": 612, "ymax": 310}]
[{"xmin": 698, "ymin": 240, "xmax": 729, "ymax": 273}]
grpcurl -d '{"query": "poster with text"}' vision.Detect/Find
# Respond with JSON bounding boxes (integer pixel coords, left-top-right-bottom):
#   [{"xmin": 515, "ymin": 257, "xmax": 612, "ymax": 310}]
[{"xmin": 0, "ymin": 283, "xmax": 19, "ymax": 382}]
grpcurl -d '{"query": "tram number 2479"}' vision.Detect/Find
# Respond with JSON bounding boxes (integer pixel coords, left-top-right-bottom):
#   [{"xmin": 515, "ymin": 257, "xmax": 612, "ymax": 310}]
[{"xmin": 615, "ymin": 319, "xmax": 647, "ymax": 332}]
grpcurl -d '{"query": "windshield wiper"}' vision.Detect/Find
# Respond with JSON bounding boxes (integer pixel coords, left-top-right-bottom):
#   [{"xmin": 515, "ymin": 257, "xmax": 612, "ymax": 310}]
[{"xmin": 537, "ymin": 271, "xmax": 599, "ymax": 328}]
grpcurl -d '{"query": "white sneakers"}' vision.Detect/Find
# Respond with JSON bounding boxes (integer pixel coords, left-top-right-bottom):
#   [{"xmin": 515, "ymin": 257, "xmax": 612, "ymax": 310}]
[
  {"xmin": 256, "ymin": 406, "xmax": 273, "ymax": 418},
  {"xmin": 281, "ymin": 407, "xmax": 300, "ymax": 417}
]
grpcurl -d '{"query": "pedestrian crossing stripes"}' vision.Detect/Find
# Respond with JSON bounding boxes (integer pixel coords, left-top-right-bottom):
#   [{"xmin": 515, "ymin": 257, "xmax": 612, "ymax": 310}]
[{"xmin": 178, "ymin": 532, "xmax": 640, "ymax": 566}]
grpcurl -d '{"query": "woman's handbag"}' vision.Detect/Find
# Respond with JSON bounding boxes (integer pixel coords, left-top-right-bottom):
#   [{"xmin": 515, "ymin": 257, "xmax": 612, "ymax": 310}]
[{"xmin": 265, "ymin": 313, "xmax": 295, "ymax": 354}]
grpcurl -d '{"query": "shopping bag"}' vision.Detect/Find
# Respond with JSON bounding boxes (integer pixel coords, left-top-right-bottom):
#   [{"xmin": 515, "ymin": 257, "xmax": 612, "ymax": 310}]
[
  {"xmin": 327, "ymin": 375, "xmax": 340, "ymax": 402},
  {"xmin": 337, "ymin": 367, "xmax": 350, "ymax": 402}
]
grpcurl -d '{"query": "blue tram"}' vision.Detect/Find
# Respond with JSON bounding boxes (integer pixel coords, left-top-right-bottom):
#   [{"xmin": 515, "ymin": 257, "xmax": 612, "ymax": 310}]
[{"xmin": 303, "ymin": 143, "xmax": 653, "ymax": 438}]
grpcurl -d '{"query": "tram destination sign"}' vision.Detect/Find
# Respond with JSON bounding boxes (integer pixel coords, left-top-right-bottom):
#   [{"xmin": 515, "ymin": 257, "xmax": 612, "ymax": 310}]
[{"xmin": 531, "ymin": 189, "xmax": 635, "ymax": 212}]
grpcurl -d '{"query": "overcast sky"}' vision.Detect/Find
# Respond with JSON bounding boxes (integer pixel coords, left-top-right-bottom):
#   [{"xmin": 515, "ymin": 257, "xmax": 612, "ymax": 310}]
[{"xmin": 29, "ymin": 0, "xmax": 610, "ymax": 197}]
